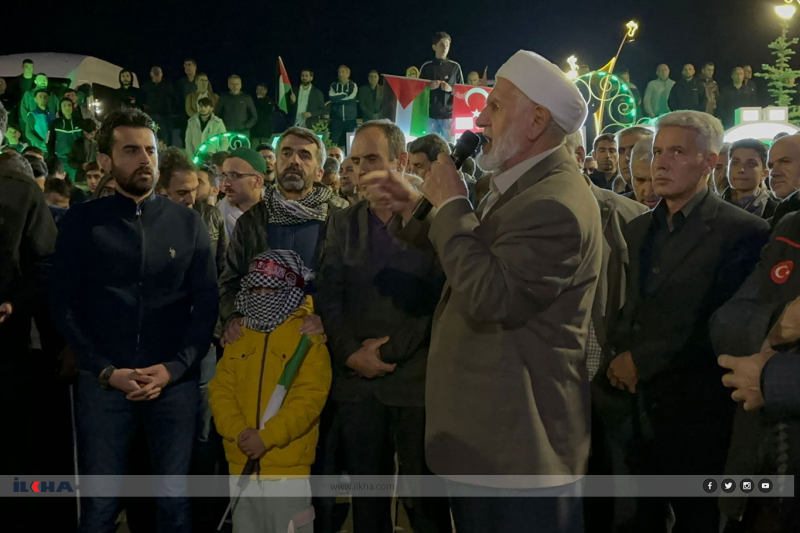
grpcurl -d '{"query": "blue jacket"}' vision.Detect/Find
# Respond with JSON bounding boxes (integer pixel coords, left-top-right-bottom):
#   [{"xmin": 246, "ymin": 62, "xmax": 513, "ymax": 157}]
[
  {"xmin": 329, "ymin": 80, "xmax": 358, "ymax": 121},
  {"xmin": 51, "ymin": 193, "xmax": 219, "ymax": 382}
]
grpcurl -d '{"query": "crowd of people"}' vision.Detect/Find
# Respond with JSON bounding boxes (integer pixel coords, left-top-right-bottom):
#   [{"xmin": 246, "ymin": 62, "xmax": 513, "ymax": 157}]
[
  {"xmin": 637, "ymin": 62, "xmax": 767, "ymax": 129},
  {"xmin": 2, "ymin": 31, "xmax": 800, "ymax": 533}
]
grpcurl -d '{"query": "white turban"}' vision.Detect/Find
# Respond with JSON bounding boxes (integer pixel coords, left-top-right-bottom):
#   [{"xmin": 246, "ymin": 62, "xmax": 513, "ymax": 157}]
[{"xmin": 496, "ymin": 50, "xmax": 588, "ymax": 135}]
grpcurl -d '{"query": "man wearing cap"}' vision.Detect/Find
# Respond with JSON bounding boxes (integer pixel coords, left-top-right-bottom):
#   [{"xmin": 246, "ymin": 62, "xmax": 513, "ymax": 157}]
[
  {"xmin": 361, "ymin": 50, "xmax": 602, "ymax": 532},
  {"xmin": 219, "ymin": 127, "xmax": 344, "ymax": 348}
]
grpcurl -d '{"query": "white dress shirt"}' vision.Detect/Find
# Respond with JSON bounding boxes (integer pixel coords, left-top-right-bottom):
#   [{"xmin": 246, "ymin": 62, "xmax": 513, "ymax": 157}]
[{"xmin": 295, "ymin": 86, "xmax": 312, "ymax": 126}]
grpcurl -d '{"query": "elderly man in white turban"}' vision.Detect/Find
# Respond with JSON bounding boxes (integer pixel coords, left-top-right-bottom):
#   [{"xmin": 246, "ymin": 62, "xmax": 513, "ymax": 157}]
[{"xmin": 361, "ymin": 50, "xmax": 602, "ymax": 533}]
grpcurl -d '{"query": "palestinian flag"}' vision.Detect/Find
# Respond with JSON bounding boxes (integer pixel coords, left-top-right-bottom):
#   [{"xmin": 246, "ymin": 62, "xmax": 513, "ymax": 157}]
[
  {"xmin": 383, "ymin": 75, "xmax": 430, "ymax": 138},
  {"xmin": 277, "ymin": 56, "xmax": 292, "ymax": 114},
  {"xmin": 259, "ymin": 334, "xmax": 312, "ymax": 429}
]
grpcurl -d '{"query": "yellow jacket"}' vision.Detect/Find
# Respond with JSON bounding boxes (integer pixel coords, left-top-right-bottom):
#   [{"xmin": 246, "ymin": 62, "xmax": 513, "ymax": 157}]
[{"xmin": 209, "ymin": 297, "xmax": 332, "ymax": 477}]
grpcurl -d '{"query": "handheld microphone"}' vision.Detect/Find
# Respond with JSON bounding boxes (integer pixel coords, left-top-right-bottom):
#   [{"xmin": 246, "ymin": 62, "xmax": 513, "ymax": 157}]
[{"xmin": 412, "ymin": 130, "xmax": 481, "ymax": 220}]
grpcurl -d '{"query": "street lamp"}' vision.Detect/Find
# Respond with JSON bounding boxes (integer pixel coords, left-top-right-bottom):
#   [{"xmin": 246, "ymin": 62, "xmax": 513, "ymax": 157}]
[
  {"xmin": 566, "ymin": 56, "xmax": 579, "ymax": 80},
  {"xmin": 777, "ymin": 3, "xmax": 796, "ymax": 19}
]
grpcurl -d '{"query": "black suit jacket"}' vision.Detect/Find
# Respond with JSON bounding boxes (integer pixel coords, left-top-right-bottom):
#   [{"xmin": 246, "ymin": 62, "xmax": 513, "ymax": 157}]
[
  {"xmin": 288, "ymin": 85, "xmax": 326, "ymax": 128},
  {"xmin": 610, "ymin": 192, "xmax": 769, "ymax": 407},
  {"xmin": 711, "ymin": 212, "xmax": 800, "ymax": 526},
  {"xmin": 316, "ymin": 201, "xmax": 444, "ymax": 407}
]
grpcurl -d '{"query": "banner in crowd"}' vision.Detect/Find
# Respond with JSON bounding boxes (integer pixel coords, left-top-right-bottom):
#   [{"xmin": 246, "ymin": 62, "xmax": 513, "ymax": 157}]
[
  {"xmin": 383, "ymin": 75, "xmax": 430, "ymax": 138},
  {"xmin": 451, "ymin": 84, "xmax": 492, "ymax": 138}
]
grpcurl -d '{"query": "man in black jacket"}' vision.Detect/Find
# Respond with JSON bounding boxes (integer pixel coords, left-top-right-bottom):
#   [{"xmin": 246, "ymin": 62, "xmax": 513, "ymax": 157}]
[
  {"xmin": 289, "ymin": 69, "xmax": 327, "ymax": 129},
  {"xmin": 667, "ymin": 64, "xmax": 707, "ymax": 112},
  {"xmin": 50, "ymin": 108, "xmax": 218, "ymax": 533},
  {"xmin": 605, "ymin": 111, "xmax": 769, "ymax": 532},
  {"xmin": 115, "ymin": 68, "xmax": 141, "ymax": 109},
  {"xmin": 141, "ymin": 66, "xmax": 173, "ymax": 144},
  {"xmin": 420, "ymin": 31, "xmax": 464, "ymax": 142},
  {"xmin": 712, "ymin": 212, "xmax": 800, "ymax": 533},
  {"xmin": 68, "ymin": 120, "xmax": 98, "ymax": 183},
  {"xmin": 217, "ymin": 75, "xmax": 257, "ymax": 137},
  {"xmin": 251, "ymin": 83, "xmax": 275, "ymax": 146},
  {"xmin": 0, "ymin": 100, "xmax": 58, "ymax": 466},
  {"xmin": 718, "ymin": 68, "xmax": 756, "ymax": 129},
  {"xmin": 317, "ymin": 119, "xmax": 451, "ymax": 533}
]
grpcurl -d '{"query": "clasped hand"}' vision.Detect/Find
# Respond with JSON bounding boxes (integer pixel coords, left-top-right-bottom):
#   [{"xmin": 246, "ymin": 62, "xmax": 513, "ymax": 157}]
[
  {"xmin": 109, "ymin": 364, "xmax": 172, "ymax": 401},
  {"xmin": 346, "ymin": 337, "xmax": 396, "ymax": 379}
]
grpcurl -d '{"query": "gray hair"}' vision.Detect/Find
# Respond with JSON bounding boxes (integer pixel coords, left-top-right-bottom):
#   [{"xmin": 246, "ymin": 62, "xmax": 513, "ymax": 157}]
[
  {"xmin": 564, "ymin": 131, "xmax": 585, "ymax": 155},
  {"xmin": 655, "ymin": 111, "xmax": 724, "ymax": 154},
  {"xmin": 0, "ymin": 151, "xmax": 33, "ymax": 178},
  {"xmin": 279, "ymin": 126, "xmax": 327, "ymax": 168},
  {"xmin": 615, "ymin": 125, "xmax": 651, "ymax": 142},
  {"xmin": 630, "ymin": 136, "xmax": 655, "ymax": 165}
]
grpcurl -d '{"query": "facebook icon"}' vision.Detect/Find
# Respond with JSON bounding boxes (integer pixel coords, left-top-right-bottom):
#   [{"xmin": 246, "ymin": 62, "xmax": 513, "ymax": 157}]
[{"xmin": 703, "ymin": 479, "xmax": 718, "ymax": 493}]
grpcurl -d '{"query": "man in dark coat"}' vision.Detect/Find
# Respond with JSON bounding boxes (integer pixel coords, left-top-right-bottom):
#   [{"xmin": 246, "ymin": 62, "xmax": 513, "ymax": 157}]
[
  {"xmin": 0, "ymin": 104, "xmax": 59, "ymax": 531},
  {"xmin": 667, "ymin": 64, "xmax": 707, "ymax": 112},
  {"xmin": 317, "ymin": 120, "xmax": 451, "ymax": 533},
  {"xmin": 50, "ymin": 108, "xmax": 218, "ymax": 533},
  {"xmin": 606, "ymin": 111, "xmax": 769, "ymax": 532},
  {"xmin": 712, "ymin": 211, "xmax": 800, "ymax": 533}
]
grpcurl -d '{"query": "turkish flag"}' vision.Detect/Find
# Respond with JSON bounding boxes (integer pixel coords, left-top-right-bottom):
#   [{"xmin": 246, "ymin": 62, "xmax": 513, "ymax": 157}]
[{"xmin": 452, "ymin": 84, "xmax": 492, "ymax": 138}]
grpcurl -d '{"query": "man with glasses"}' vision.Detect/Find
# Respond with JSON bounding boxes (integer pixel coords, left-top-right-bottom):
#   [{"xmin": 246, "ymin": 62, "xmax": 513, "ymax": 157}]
[{"xmin": 216, "ymin": 148, "xmax": 265, "ymax": 238}]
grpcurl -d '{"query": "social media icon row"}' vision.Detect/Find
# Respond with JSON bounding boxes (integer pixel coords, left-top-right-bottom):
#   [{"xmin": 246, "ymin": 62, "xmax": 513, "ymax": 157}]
[{"xmin": 703, "ymin": 479, "xmax": 772, "ymax": 494}]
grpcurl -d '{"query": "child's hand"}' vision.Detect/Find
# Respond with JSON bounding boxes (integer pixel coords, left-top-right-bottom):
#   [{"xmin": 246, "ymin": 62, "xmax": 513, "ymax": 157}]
[
  {"xmin": 299, "ymin": 314, "xmax": 325, "ymax": 336},
  {"xmin": 238, "ymin": 428, "xmax": 267, "ymax": 460}
]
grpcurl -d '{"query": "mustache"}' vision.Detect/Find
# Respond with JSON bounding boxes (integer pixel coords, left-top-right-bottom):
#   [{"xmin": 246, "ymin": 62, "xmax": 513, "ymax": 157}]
[{"xmin": 280, "ymin": 166, "xmax": 305, "ymax": 178}]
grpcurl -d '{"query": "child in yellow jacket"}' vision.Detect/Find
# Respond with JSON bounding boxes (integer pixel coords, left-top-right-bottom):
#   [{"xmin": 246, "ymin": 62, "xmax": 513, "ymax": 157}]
[{"xmin": 210, "ymin": 250, "xmax": 331, "ymax": 533}]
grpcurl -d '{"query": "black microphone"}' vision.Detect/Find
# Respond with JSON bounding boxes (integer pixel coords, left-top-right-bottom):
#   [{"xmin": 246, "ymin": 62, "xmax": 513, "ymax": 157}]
[{"xmin": 412, "ymin": 130, "xmax": 481, "ymax": 220}]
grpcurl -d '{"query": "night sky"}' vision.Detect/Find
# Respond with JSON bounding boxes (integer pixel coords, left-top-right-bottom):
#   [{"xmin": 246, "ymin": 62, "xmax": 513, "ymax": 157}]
[{"xmin": 1, "ymin": 0, "xmax": 788, "ymax": 94}]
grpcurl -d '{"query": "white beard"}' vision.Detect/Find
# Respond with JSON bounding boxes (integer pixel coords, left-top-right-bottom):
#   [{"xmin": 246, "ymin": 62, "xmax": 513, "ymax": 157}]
[{"xmin": 476, "ymin": 124, "xmax": 526, "ymax": 172}]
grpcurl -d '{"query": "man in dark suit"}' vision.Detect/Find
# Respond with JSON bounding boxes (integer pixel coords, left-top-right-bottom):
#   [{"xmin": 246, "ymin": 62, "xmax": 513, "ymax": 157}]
[
  {"xmin": 359, "ymin": 70, "xmax": 384, "ymax": 121},
  {"xmin": 712, "ymin": 211, "xmax": 800, "ymax": 533},
  {"xmin": 317, "ymin": 119, "xmax": 451, "ymax": 533},
  {"xmin": 288, "ymin": 69, "xmax": 327, "ymax": 129},
  {"xmin": 566, "ymin": 130, "xmax": 648, "ymax": 533},
  {"xmin": 607, "ymin": 111, "xmax": 770, "ymax": 532}
]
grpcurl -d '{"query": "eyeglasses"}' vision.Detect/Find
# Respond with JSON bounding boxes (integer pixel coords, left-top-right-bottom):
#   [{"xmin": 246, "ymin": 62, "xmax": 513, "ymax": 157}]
[{"xmin": 220, "ymin": 172, "xmax": 260, "ymax": 182}]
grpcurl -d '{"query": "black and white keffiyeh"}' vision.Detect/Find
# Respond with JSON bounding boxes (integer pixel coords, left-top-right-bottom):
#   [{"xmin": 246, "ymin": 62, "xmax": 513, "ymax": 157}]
[
  {"xmin": 265, "ymin": 185, "xmax": 333, "ymax": 226},
  {"xmin": 235, "ymin": 250, "xmax": 313, "ymax": 333}
]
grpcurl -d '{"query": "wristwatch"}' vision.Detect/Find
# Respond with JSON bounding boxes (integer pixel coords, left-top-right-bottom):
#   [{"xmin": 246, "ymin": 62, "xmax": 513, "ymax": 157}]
[{"xmin": 98, "ymin": 365, "xmax": 117, "ymax": 391}]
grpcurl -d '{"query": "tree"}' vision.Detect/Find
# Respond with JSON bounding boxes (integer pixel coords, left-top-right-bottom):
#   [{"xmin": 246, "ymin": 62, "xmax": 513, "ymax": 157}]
[{"xmin": 756, "ymin": 18, "xmax": 800, "ymax": 123}]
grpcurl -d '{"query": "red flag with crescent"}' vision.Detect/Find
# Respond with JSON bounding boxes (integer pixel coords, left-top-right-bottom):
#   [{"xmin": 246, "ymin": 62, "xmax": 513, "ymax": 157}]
[{"xmin": 452, "ymin": 84, "xmax": 493, "ymax": 138}]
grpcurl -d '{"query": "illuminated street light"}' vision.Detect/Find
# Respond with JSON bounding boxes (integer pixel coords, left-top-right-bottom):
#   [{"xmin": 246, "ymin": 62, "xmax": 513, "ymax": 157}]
[
  {"xmin": 566, "ymin": 56, "xmax": 579, "ymax": 79},
  {"xmin": 596, "ymin": 20, "xmax": 639, "ymax": 134},
  {"xmin": 626, "ymin": 20, "xmax": 639, "ymax": 39},
  {"xmin": 777, "ymin": 4, "xmax": 796, "ymax": 19}
]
